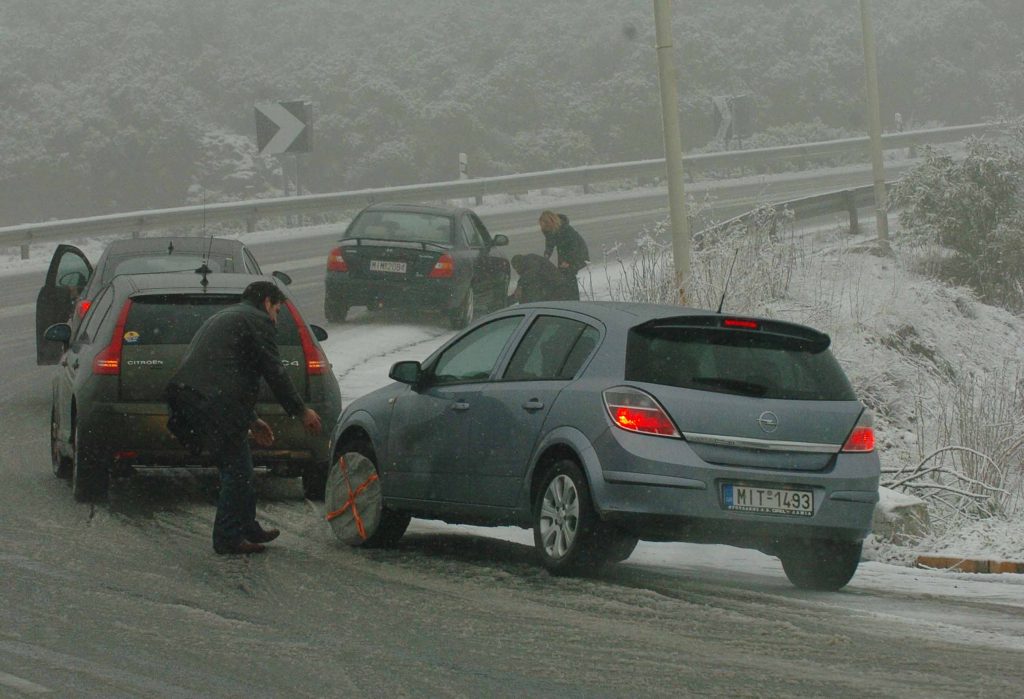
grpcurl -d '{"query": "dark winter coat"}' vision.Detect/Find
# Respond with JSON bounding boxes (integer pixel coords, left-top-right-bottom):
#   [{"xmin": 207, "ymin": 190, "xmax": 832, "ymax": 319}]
[
  {"xmin": 542, "ymin": 214, "xmax": 589, "ymax": 274},
  {"xmin": 166, "ymin": 299, "xmax": 306, "ymax": 441},
  {"xmin": 511, "ymin": 254, "xmax": 573, "ymax": 303}
]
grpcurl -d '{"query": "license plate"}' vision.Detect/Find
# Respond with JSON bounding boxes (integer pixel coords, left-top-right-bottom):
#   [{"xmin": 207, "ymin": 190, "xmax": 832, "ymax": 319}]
[
  {"xmin": 722, "ymin": 483, "xmax": 814, "ymax": 516},
  {"xmin": 369, "ymin": 260, "xmax": 407, "ymax": 273}
]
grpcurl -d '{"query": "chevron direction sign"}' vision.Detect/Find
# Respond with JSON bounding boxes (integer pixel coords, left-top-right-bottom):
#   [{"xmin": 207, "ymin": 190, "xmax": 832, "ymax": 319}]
[{"xmin": 255, "ymin": 101, "xmax": 312, "ymax": 155}]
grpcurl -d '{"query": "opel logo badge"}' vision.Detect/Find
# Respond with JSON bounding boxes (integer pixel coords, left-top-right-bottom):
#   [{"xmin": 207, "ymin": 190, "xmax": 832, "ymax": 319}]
[{"xmin": 757, "ymin": 411, "xmax": 779, "ymax": 433}]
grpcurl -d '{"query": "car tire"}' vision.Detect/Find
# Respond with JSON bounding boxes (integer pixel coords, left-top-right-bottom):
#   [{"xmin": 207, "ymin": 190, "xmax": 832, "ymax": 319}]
[
  {"xmin": 51, "ymin": 407, "xmax": 72, "ymax": 479},
  {"xmin": 72, "ymin": 423, "xmax": 109, "ymax": 503},
  {"xmin": 324, "ymin": 297, "xmax": 349, "ymax": 323},
  {"xmin": 779, "ymin": 539, "xmax": 862, "ymax": 591},
  {"xmin": 341, "ymin": 441, "xmax": 410, "ymax": 549},
  {"xmin": 449, "ymin": 288, "xmax": 474, "ymax": 330},
  {"xmin": 302, "ymin": 461, "xmax": 328, "ymax": 501},
  {"xmin": 533, "ymin": 459, "xmax": 616, "ymax": 575}
]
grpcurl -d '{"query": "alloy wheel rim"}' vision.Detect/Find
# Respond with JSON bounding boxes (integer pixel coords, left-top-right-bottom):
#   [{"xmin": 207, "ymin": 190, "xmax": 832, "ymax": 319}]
[{"xmin": 539, "ymin": 474, "xmax": 580, "ymax": 558}]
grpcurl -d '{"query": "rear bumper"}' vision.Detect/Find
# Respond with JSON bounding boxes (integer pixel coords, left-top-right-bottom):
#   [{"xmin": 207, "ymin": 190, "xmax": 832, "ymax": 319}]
[
  {"xmin": 587, "ymin": 428, "xmax": 880, "ymax": 550},
  {"xmin": 325, "ymin": 272, "xmax": 463, "ymax": 311},
  {"xmin": 79, "ymin": 403, "xmax": 334, "ymax": 475}
]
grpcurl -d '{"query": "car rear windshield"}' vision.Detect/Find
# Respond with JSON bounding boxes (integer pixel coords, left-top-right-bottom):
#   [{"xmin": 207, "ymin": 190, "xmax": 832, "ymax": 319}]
[
  {"xmin": 123, "ymin": 295, "xmax": 300, "ymax": 346},
  {"xmin": 103, "ymin": 254, "xmax": 236, "ymax": 283},
  {"xmin": 345, "ymin": 211, "xmax": 453, "ymax": 245},
  {"xmin": 625, "ymin": 325, "xmax": 856, "ymax": 401}
]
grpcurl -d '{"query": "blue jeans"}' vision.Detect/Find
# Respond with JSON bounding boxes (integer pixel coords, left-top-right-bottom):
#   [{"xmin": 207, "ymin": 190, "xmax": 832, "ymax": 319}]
[{"xmin": 210, "ymin": 431, "xmax": 258, "ymax": 550}]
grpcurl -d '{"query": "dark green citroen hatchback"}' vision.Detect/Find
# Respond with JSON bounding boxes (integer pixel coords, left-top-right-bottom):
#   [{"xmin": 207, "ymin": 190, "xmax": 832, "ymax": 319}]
[{"xmin": 44, "ymin": 272, "xmax": 341, "ymax": 502}]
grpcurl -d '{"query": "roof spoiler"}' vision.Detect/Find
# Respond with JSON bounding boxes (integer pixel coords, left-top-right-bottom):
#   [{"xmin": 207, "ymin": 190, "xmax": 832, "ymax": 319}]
[{"xmin": 635, "ymin": 315, "xmax": 832, "ymax": 352}]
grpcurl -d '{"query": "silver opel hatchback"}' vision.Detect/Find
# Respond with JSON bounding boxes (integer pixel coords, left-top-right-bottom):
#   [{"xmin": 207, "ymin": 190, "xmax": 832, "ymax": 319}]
[{"xmin": 328, "ymin": 301, "xmax": 880, "ymax": 590}]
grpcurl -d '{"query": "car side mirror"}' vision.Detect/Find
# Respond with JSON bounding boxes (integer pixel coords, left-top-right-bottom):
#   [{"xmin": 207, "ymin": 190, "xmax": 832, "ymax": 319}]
[
  {"xmin": 272, "ymin": 270, "xmax": 292, "ymax": 285},
  {"xmin": 310, "ymin": 324, "xmax": 328, "ymax": 342},
  {"xmin": 44, "ymin": 322, "xmax": 72, "ymax": 345},
  {"xmin": 491, "ymin": 234, "xmax": 509, "ymax": 247},
  {"xmin": 389, "ymin": 360, "xmax": 422, "ymax": 386}
]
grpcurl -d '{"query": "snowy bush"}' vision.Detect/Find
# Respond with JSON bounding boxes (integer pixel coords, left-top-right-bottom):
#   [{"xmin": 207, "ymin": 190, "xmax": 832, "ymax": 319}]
[
  {"xmin": 886, "ymin": 363, "xmax": 1024, "ymax": 531},
  {"xmin": 890, "ymin": 129, "xmax": 1024, "ymax": 310},
  {"xmin": 598, "ymin": 202, "xmax": 798, "ymax": 313}
]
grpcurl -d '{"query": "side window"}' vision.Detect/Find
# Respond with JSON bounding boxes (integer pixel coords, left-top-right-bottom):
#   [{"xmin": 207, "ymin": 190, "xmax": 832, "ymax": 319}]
[
  {"xmin": 503, "ymin": 316, "xmax": 600, "ymax": 381},
  {"xmin": 243, "ymin": 249, "xmax": 262, "ymax": 274},
  {"xmin": 470, "ymin": 215, "xmax": 492, "ymax": 245},
  {"xmin": 77, "ymin": 286, "xmax": 115, "ymax": 344},
  {"xmin": 431, "ymin": 316, "xmax": 523, "ymax": 385},
  {"xmin": 461, "ymin": 216, "xmax": 483, "ymax": 248}
]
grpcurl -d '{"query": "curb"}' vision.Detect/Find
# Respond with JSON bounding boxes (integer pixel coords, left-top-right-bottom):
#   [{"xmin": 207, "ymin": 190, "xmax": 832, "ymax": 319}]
[{"xmin": 915, "ymin": 555, "xmax": 1024, "ymax": 574}]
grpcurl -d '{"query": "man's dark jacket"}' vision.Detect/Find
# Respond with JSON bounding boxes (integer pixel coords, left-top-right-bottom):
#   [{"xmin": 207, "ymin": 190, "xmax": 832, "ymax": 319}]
[
  {"xmin": 166, "ymin": 299, "xmax": 306, "ymax": 445},
  {"xmin": 513, "ymin": 254, "xmax": 573, "ymax": 303},
  {"xmin": 542, "ymin": 214, "xmax": 589, "ymax": 273}
]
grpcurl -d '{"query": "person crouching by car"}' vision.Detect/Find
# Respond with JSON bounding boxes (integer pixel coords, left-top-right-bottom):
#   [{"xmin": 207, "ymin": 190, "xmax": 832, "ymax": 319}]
[
  {"xmin": 539, "ymin": 210, "xmax": 589, "ymax": 300},
  {"xmin": 166, "ymin": 281, "xmax": 322, "ymax": 555},
  {"xmin": 509, "ymin": 254, "xmax": 574, "ymax": 304}
]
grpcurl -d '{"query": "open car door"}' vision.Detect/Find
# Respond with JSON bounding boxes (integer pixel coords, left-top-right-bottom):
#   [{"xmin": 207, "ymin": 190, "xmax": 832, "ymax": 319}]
[{"xmin": 36, "ymin": 244, "xmax": 92, "ymax": 365}]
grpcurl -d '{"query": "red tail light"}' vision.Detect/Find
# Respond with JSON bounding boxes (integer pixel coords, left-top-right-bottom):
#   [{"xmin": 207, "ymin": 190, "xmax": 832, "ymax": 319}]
[
  {"xmin": 76, "ymin": 299, "xmax": 92, "ymax": 317},
  {"xmin": 428, "ymin": 253, "xmax": 455, "ymax": 278},
  {"xmin": 724, "ymin": 318, "xmax": 759, "ymax": 330},
  {"xmin": 285, "ymin": 300, "xmax": 329, "ymax": 375},
  {"xmin": 603, "ymin": 387, "xmax": 680, "ymax": 437},
  {"xmin": 842, "ymin": 412, "xmax": 876, "ymax": 452},
  {"xmin": 327, "ymin": 246, "xmax": 348, "ymax": 272},
  {"xmin": 93, "ymin": 300, "xmax": 133, "ymax": 375}
]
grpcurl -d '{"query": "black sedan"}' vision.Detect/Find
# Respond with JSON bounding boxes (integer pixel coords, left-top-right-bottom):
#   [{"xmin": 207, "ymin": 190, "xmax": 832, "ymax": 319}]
[{"xmin": 323, "ymin": 203, "xmax": 511, "ymax": 328}]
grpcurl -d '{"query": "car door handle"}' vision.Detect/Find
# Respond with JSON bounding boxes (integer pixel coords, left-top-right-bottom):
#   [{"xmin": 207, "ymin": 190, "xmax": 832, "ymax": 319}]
[
  {"xmin": 451, "ymin": 401, "xmax": 470, "ymax": 411},
  {"xmin": 522, "ymin": 399, "xmax": 544, "ymax": 411}
]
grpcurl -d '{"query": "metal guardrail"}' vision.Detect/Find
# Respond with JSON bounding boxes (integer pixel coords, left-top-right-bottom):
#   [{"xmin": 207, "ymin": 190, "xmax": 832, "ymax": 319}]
[
  {"xmin": 0, "ymin": 122, "xmax": 999, "ymax": 258},
  {"xmin": 696, "ymin": 181, "xmax": 891, "ymax": 248}
]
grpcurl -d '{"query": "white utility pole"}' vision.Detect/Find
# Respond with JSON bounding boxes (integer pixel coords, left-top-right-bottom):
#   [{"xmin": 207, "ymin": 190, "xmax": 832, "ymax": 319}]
[
  {"xmin": 653, "ymin": 0, "xmax": 691, "ymax": 305},
  {"xmin": 860, "ymin": 0, "xmax": 889, "ymax": 244}
]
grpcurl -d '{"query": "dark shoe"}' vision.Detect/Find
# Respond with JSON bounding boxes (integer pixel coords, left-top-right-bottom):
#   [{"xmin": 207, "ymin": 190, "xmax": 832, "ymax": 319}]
[
  {"xmin": 214, "ymin": 540, "xmax": 266, "ymax": 555},
  {"xmin": 246, "ymin": 527, "xmax": 280, "ymax": 544}
]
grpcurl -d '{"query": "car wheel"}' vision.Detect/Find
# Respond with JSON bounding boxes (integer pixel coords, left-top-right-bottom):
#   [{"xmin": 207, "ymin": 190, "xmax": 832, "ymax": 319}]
[
  {"xmin": 324, "ymin": 297, "xmax": 349, "ymax": 323},
  {"xmin": 533, "ymin": 459, "xmax": 615, "ymax": 575},
  {"xmin": 327, "ymin": 441, "xmax": 410, "ymax": 548},
  {"xmin": 449, "ymin": 288, "xmax": 474, "ymax": 329},
  {"xmin": 51, "ymin": 407, "xmax": 72, "ymax": 479},
  {"xmin": 72, "ymin": 422, "xmax": 109, "ymax": 503},
  {"xmin": 779, "ymin": 539, "xmax": 862, "ymax": 591}
]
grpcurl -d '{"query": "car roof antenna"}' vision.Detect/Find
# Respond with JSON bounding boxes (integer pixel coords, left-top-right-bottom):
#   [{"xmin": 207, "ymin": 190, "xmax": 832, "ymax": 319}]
[
  {"xmin": 715, "ymin": 248, "xmax": 740, "ymax": 314},
  {"xmin": 196, "ymin": 188, "xmax": 214, "ymax": 290}
]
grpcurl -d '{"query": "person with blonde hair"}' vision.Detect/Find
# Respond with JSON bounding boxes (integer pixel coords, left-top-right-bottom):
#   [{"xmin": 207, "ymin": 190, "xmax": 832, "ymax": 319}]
[{"xmin": 538, "ymin": 210, "xmax": 589, "ymax": 300}]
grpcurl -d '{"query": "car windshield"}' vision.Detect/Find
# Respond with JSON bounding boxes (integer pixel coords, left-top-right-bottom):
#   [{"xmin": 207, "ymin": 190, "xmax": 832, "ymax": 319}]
[
  {"xmin": 625, "ymin": 325, "xmax": 856, "ymax": 401},
  {"xmin": 104, "ymin": 254, "xmax": 229, "ymax": 283},
  {"xmin": 345, "ymin": 211, "xmax": 453, "ymax": 245}
]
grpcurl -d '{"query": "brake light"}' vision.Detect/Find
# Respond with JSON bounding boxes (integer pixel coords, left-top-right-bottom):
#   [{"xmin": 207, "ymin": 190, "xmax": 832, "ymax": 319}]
[
  {"xmin": 327, "ymin": 246, "xmax": 348, "ymax": 272},
  {"xmin": 603, "ymin": 387, "xmax": 680, "ymax": 437},
  {"xmin": 428, "ymin": 253, "xmax": 454, "ymax": 278},
  {"xmin": 93, "ymin": 300, "xmax": 133, "ymax": 375},
  {"xmin": 285, "ymin": 300, "xmax": 329, "ymax": 375},
  {"xmin": 724, "ymin": 318, "xmax": 759, "ymax": 330},
  {"xmin": 842, "ymin": 412, "xmax": 876, "ymax": 453},
  {"xmin": 76, "ymin": 299, "xmax": 91, "ymax": 317}
]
